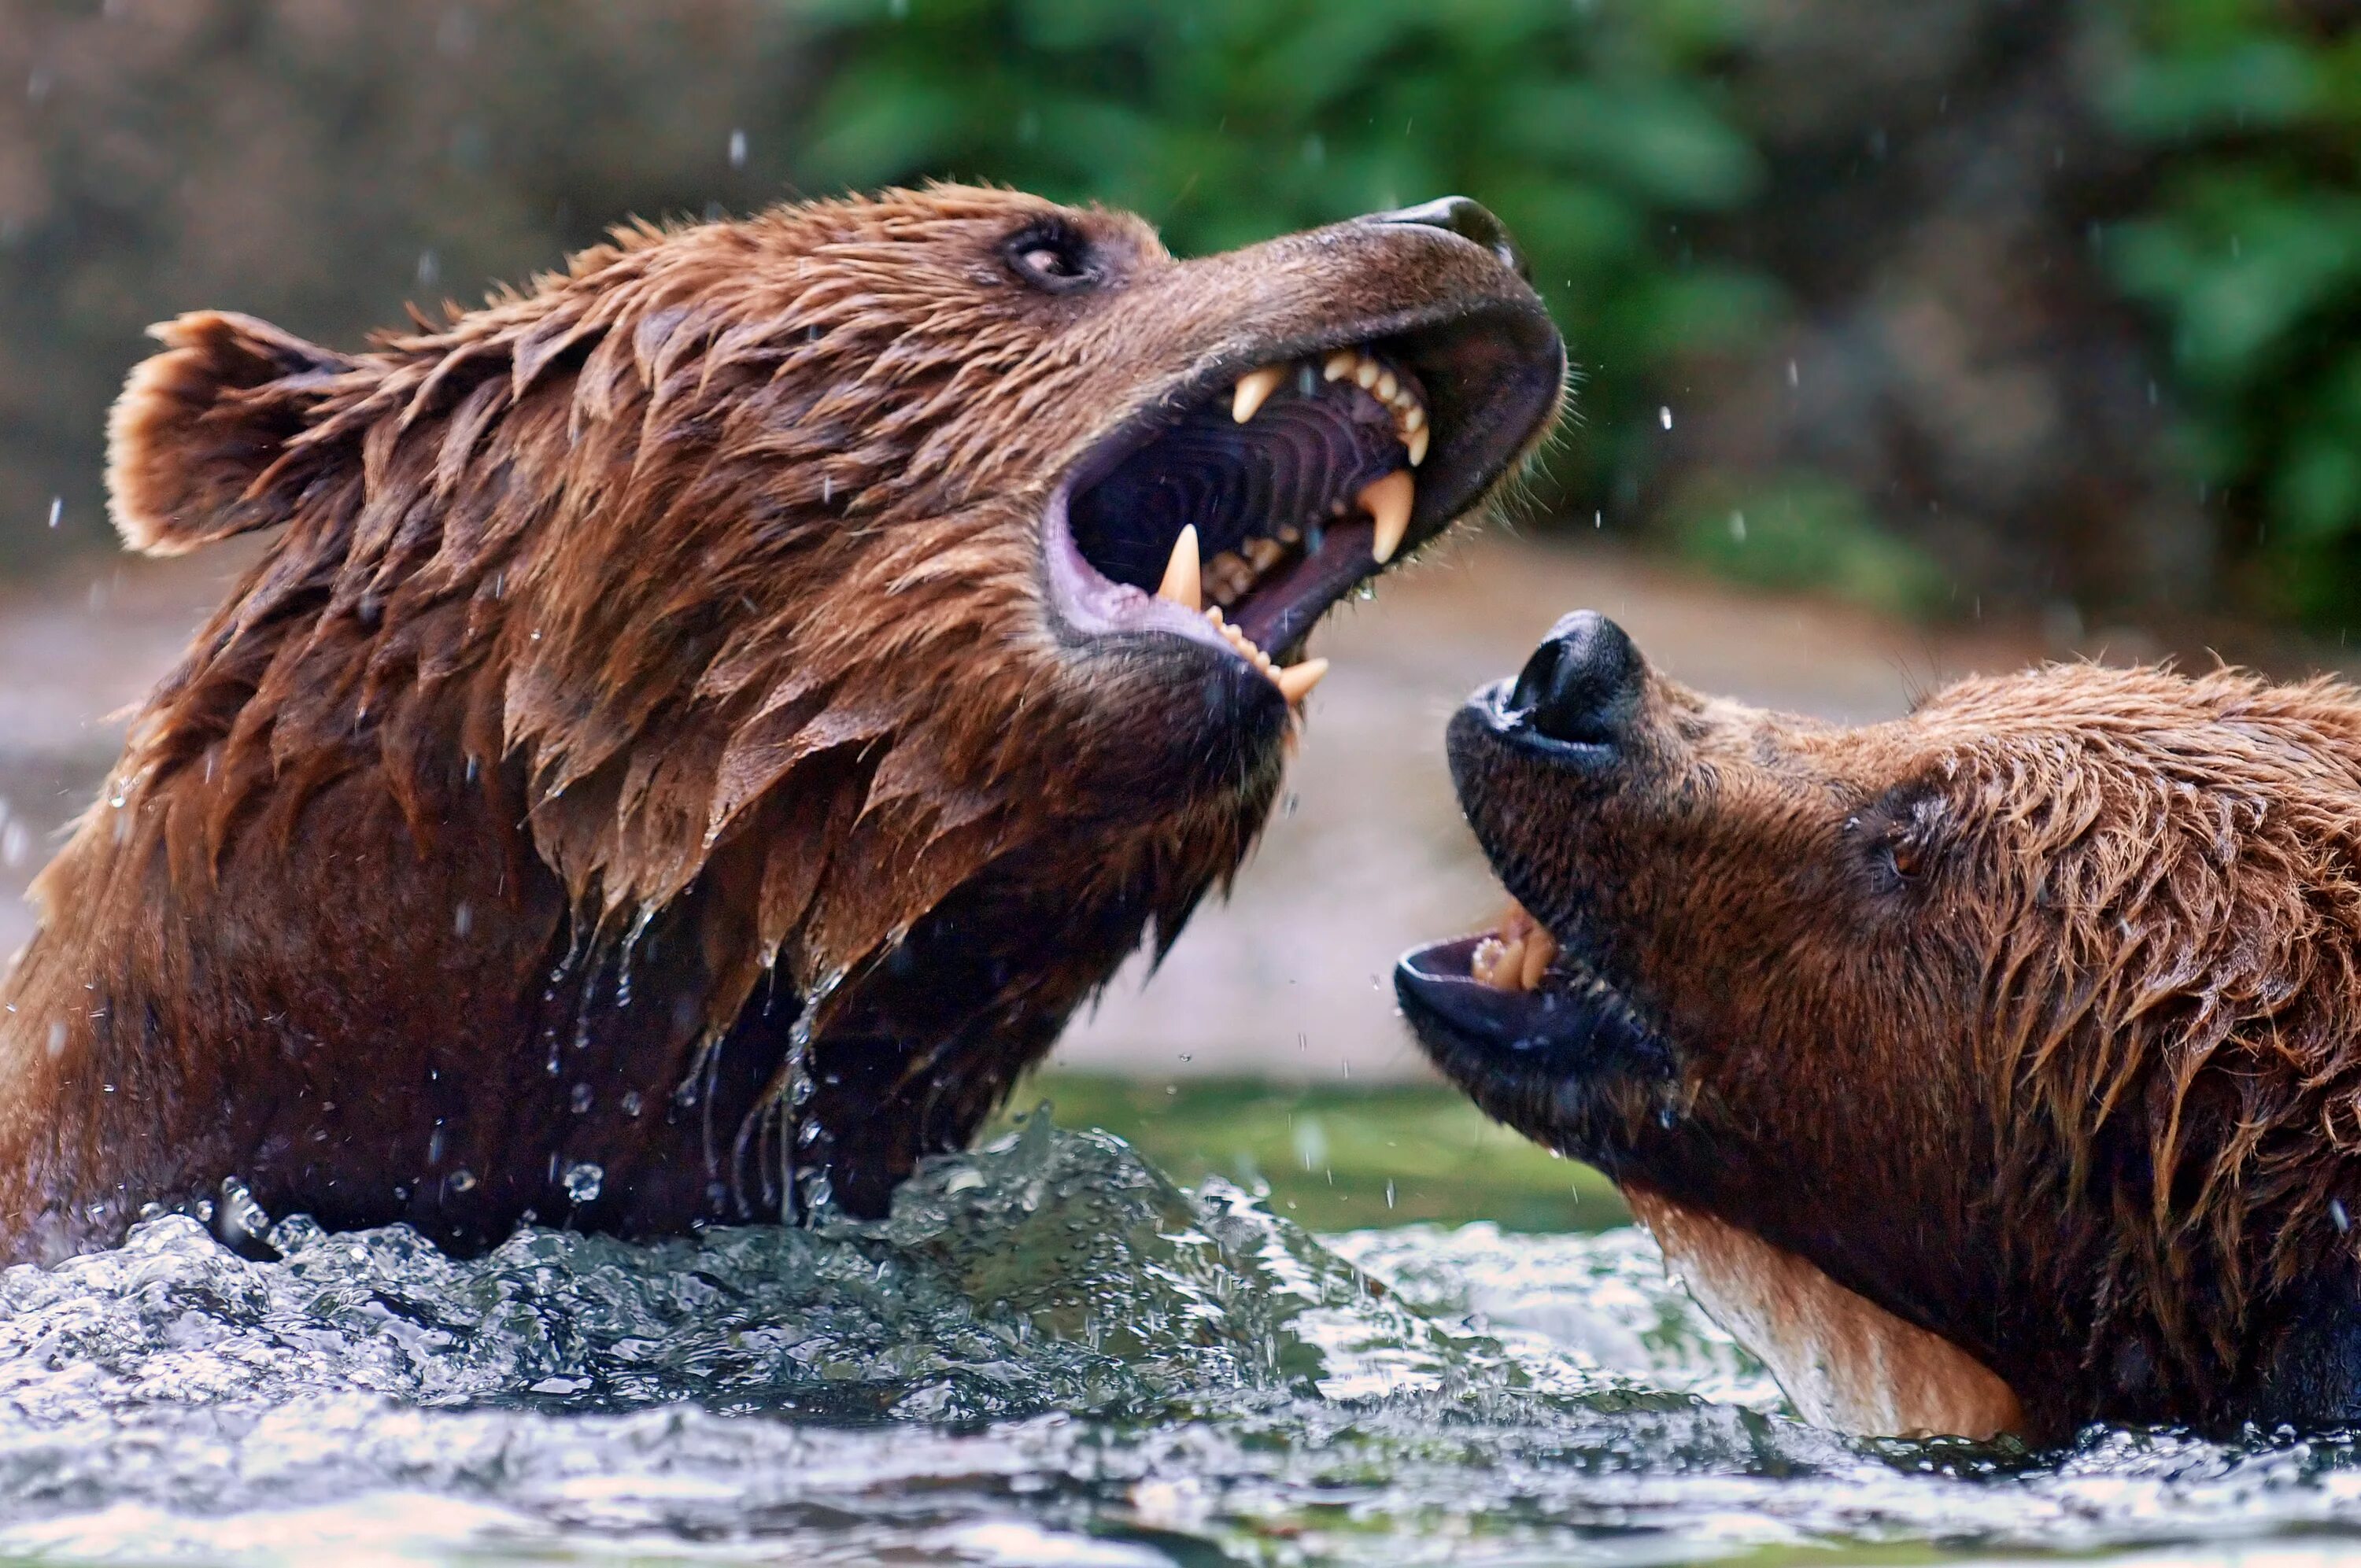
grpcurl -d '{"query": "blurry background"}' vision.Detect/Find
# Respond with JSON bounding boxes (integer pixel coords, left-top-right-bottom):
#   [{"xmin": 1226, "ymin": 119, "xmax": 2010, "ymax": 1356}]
[{"xmin": 2, "ymin": 0, "xmax": 2355, "ymax": 1225}]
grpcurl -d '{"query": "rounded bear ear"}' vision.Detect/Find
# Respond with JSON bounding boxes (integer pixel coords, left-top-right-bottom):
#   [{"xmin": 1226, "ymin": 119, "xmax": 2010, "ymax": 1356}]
[{"xmin": 105, "ymin": 311, "xmax": 353, "ymax": 555}]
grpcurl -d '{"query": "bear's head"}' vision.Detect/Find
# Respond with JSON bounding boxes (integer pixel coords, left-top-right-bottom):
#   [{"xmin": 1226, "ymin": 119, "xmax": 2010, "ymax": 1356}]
[
  {"xmin": 46, "ymin": 186, "xmax": 1559, "ymax": 1241},
  {"xmin": 1401, "ymin": 613, "xmax": 2361, "ymax": 1441}
]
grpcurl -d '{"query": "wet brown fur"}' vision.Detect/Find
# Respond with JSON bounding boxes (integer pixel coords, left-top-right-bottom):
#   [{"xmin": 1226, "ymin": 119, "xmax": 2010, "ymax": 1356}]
[
  {"xmin": 0, "ymin": 185, "xmax": 1553, "ymax": 1261},
  {"xmin": 1448, "ymin": 655, "xmax": 2361, "ymax": 1438}
]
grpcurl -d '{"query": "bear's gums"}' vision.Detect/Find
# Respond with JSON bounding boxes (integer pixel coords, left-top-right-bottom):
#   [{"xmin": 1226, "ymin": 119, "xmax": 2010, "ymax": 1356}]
[
  {"xmin": 1404, "ymin": 611, "xmax": 2361, "ymax": 1441},
  {"xmin": 0, "ymin": 186, "xmax": 1561, "ymax": 1261}
]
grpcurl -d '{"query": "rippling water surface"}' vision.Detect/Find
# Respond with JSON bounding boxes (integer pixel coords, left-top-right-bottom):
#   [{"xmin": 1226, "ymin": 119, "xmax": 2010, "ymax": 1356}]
[{"xmin": 0, "ymin": 1113, "xmax": 2356, "ymax": 1565}]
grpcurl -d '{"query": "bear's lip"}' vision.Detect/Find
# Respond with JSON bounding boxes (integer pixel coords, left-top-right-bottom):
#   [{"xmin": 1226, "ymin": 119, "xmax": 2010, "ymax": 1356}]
[
  {"xmin": 1394, "ymin": 913, "xmax": 1670, "ymax": 1105},
  {"xmin": 1043, "ymin": 296, "xmax": 1564, "ymax": 679}
]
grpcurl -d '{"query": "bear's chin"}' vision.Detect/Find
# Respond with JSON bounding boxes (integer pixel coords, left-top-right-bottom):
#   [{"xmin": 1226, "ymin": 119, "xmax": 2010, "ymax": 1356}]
[{"xmin": 1397, "ymin": 917, "xmax": 2025, "ymax": 1442}]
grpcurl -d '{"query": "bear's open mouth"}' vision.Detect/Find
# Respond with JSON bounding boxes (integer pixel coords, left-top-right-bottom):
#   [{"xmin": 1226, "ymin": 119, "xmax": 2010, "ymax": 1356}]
[
  {"xmin": 1395, "ymin": 898, "xmax": 1665, "ymax": 1083},
  {"xmin": 1044, "ymin": 307, "xmax": 1561, "ymax": 703}
]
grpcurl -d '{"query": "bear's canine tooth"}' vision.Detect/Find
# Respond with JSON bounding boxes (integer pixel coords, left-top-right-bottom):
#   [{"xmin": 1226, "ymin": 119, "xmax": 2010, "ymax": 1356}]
[
  {"xmin": 1406, "ymin": 426, "xmax": 1430, "ymax": 467},
  {"xmin": 1360, "ymin": 469, "xmax": 1416, "ymax": 564},
  {"xmin": 1157, "ymin": 524, "xmax": 1202, "ymax": 611},
  {"xmin": 1277, "ymin": 658, "xmax": 1328, "ymax": 703},
  {"xmin": 1232, "ymin": 364, "xmax": 1287, "ymax": 424},
  {"xmin": 1322, "ymin": 350, "xmax": 1356, "ymax": 382}
]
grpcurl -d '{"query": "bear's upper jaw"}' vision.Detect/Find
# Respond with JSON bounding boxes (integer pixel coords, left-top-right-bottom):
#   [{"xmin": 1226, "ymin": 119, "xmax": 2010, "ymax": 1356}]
[{"xmin": 1045, "ymin": 303, "xmax": 1561, "ymax": 702}]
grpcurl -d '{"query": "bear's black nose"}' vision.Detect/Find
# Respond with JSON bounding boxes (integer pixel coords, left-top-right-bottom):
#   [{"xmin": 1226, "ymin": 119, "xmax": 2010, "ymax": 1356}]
[
  {"xmin": 1367, "ymin": 197, "xmax": 1528, "ymax": 281},
  {"xmin": 1507, "ymin": 611, "xmax": 1641, "ymax": 747}
]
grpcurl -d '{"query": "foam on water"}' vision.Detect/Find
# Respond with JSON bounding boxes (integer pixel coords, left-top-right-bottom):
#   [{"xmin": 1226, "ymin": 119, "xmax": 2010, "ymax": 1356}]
[{"xmin": 0, "ymin": 1112, "xmax": 2354, "ymax": 1565}]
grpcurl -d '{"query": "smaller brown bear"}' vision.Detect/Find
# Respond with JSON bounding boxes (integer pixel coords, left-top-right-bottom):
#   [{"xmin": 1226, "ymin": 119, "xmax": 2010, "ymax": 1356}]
[{"xmin": 1402, "ymin": 612, "xmax": 2361, "ymax": 1443}]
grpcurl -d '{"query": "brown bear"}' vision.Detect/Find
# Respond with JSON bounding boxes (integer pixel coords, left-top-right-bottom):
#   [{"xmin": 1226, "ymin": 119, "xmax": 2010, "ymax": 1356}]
[
  {"xmin": 0, "ymin": 186, "xmax": 1562, "ymax": 1264},
  {"xmin": 1401, "ymin": 611, "xmax": 2361, "ymax": 1443}
]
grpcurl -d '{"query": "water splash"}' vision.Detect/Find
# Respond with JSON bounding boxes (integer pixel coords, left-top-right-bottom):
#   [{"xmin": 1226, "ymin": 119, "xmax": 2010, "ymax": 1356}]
[{"xmin": 0, "ymin": 1116, "xmax": 2353, "ymax": 1564}]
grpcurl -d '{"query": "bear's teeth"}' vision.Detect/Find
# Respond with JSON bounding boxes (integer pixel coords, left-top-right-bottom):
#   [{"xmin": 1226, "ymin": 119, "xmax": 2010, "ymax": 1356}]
[
  {"xmin": 1472, "ymin": 901, "xmax": 1559, "ymax": 992},
  {"xmin": 1360, "ymin": 469, "xmax": 1417, "ymax": 565},
  {"xmin": 1156, "ymin": 525, "xmax": 1202, "ymax": 612},
  {"xmin": 1276, "ymin": 659, "xmax": 1328, "ymax": 702},
  {"xmin": 1203, "ymin": 605, "xmax": 1325, "ymax": 704},
  {"xmin": 1232, "ymin": 364, "xmax": 1288, "ymax": 424}
]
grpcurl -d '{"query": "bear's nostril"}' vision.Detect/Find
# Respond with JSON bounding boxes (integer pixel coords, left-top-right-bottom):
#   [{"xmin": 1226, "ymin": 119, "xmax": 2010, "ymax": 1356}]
[
  {"xmin": 1365, "ymin": 197, "xmax": 1528, "ymax": 280},
  {"xmin": 1506, "ymin": 611, "xmax": 1640, "ymax": 748}
]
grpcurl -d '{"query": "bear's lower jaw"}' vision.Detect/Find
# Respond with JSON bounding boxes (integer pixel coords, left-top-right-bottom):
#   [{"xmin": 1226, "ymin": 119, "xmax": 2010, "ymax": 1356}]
[
  {"xmin": 1401, "ymin": 919, "xmax": 2029, "ymax": 1442},
  {"xmin": 1394, "ymin": 914, "xmax": 1668, "ymax": 1089}
]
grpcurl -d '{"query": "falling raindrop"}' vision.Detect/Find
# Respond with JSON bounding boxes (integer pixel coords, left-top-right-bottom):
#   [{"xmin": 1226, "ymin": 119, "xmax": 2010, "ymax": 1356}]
[
  {"xmin": 727, "ymin": 128, "xmax": 747, "ymax": 170},
  {"xmin": 45, "ymin": 497, "xmax": 60, "ymax": 529},
  {"xmin": 1658, "ymin": 406, "xmax": 1672, "ymax": 430}
]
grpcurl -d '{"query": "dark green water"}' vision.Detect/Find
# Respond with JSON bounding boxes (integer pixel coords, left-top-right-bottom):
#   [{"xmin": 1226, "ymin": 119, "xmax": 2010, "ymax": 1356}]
[{"xmin": 0, "ymin": 1094, "xmax": 2351, "ymax": 1565}]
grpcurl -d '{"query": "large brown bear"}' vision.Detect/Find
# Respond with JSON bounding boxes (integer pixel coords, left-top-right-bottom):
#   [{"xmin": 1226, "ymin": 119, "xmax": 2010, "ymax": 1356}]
[
  {"xmin": 1402, "ymin": 611, "xmax": 2361, "ymax": 1443},
  {"xmin": 0, "ymin": 186, "xmax": 1561, "ymax": 1263}
]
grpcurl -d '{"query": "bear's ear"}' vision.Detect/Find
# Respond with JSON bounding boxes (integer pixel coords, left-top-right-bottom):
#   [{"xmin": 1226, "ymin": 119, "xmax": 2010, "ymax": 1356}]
[{"xmin": 106, "ymin": 311, "xmax": 355, "ymax": 555}]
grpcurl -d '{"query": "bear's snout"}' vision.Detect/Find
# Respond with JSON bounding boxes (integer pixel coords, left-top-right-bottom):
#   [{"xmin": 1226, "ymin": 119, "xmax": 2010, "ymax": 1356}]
[{"xmin": 1502, "ymin": 611, "xmax": 1642, "ymax": 752}]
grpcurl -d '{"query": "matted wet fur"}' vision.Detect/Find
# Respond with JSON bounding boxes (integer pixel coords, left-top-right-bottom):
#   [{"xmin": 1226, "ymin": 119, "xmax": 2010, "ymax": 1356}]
[
  {"xmin": 1403, "ymin": 614, "xmax": 2361, "ymax": 1441},
  {"xmin": 0, "ymin": 185, "xmax": 1561, "ymax": 1261}
]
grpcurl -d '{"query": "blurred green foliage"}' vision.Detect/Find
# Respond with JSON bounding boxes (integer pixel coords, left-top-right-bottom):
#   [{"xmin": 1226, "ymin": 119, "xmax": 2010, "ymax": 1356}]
[
  {"xmin": 1671, "ymin": 470, "xmax": 1949, "ymax": 620},
  {"xmin": 13, "ymin": 0, "xmax": 2361, "ymax": 633},
  {"xmin": 800, "ymin": 0, "xmax": 1779, "ymax": 511},
  {"xmin": 2105, "ymin": 0, "xmax": 2361, "ymax": 628}
]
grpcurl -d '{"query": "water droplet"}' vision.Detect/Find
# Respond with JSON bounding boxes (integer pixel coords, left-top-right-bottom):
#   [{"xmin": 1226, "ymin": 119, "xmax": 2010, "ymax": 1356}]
[
  {"xmin": 570, "ymin": 1082, "xmax": 593, "ymax": 1115},
  {"xmin": 1658, "ymin": 406, "xmax": 1672, "ymax": 430},
  {"xmin": 562, "ymin": 1162, "xmax": 603, "ymax": 1204},
  {"xmin": 448, "ymin": 1168, "xmax": 477, "ymax": 1194},
  {"xmin": 727, "ymin": 128, "xmax": 747, "ymax": 170}
]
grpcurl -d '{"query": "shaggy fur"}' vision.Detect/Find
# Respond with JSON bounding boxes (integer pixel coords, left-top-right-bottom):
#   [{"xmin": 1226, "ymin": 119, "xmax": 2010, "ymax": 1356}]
[
  {"xmin": 0, "ymin": 186, "xmax": 1556, "ymax": 1261},
  {"xmin": 1425, "ymin": 643, "xmax": 2361, "ymax": 1440}
]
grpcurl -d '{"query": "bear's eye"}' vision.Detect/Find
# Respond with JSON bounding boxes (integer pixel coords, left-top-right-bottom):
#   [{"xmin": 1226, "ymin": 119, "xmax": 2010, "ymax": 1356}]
[
  {"xmin": 1886, "ymin": 837, "xmax": 1926, "ymax": 880},
  {"xmin": 1005, "ymin": 225, "xmax": 1097, "ymax": 293}
]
